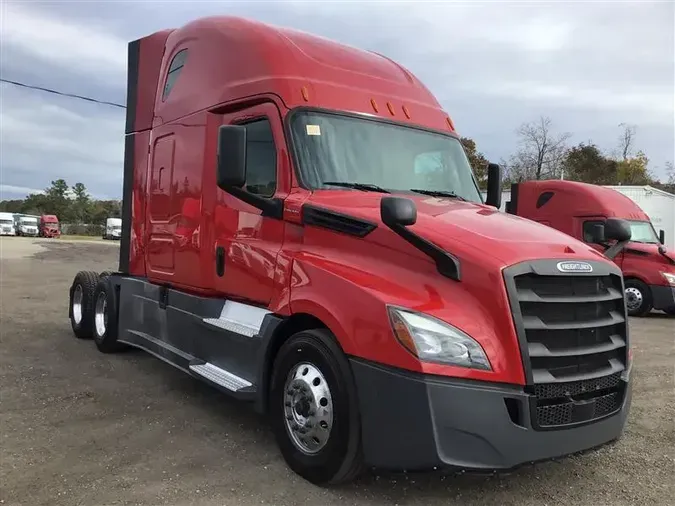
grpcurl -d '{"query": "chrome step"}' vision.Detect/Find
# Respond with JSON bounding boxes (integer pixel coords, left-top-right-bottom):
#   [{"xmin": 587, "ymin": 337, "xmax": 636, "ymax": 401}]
[{"xmin": 189, "ymin": 362, "xmax": 252, "ymax": 392}]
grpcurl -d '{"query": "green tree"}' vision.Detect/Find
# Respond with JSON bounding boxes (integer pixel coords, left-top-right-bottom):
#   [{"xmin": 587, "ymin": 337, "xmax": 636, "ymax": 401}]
[
  {"xmin": 616, "ymin": 151, "xmax": 653, "ymax": 185},
  {"xmin": 562, "ymin": 143, "xmax": 618, "ymax": 184},
  {"xmin": 71, "ymin": 182, "xmax": 93, "ymax": 224},
  {"xmin": 460, "ymin": 137, "xmax": 489, "ymax": 189}
]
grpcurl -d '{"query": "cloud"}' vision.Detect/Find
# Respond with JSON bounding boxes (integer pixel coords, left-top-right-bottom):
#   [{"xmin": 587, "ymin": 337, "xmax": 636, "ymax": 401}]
[{"xmin": 1, "ymin": 0, "xmax": 673, "ymax": 201}]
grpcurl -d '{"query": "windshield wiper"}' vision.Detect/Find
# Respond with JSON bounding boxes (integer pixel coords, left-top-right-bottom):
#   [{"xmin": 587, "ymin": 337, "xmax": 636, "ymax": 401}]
[
  {"xmin": 409, "ymin": 189, "xmax": 467, "ymax": 201},
  {"xmin": 322, "ymin": 181, "xmax": 390, "ymax": 193}
]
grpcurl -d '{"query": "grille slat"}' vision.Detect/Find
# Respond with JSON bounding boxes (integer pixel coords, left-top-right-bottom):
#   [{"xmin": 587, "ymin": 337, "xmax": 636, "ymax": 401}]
[
  {"xmin": 516, "ymin": 286, "xmax": 623, "ymax": 303},
  {"xmin": 505, "ymin": 263, "xmax": 629, "ymax": 431},
  {"xmin": 522, "ymin": 312, "xmax": 625, "ymax": 331},
  {"xmin": 527, "ymin": 334, "xmax": 626, "ymax": 357}
]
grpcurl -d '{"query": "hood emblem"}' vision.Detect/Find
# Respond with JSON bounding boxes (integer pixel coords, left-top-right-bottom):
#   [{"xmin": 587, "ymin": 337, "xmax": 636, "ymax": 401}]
[{"xmin": 557, "ymin": 261, "xmax": 593, "ymax": 273}]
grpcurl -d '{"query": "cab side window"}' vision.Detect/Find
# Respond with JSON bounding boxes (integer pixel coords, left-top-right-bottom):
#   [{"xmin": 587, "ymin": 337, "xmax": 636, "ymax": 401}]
[
  {"xmin": 162, "ymin": 49, "xmax": 188, "ymax": 101},
  {"xmin": 243, "ymin": 119, "xmax": 277, "ymax": 198},
  {"xmin": 583, "ymin": 220, "xmax": 604, "ymax": 242}
]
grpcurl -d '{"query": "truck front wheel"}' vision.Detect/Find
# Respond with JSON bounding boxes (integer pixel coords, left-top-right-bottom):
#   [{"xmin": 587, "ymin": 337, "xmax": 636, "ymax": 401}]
[
  {"xmin": 624, "ymin": 278, "xmax": 653, "ymax": 317},
  {"xmin": 269, "ymin": 329, "xmax": 363, "ymax": 485}
]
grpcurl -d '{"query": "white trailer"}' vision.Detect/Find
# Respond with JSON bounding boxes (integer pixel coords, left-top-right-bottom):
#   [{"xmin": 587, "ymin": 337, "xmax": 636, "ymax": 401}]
[
  {"xmin": 103, "ymin": 217, "xmax": 122, "ymax": 240},
  {"xmin": 0, "ymin": 212, "xmax": 16, "ymax": 236},
  {"xmin": 604, "ymin": 186, "xmax": 675, "ymax": 250}
]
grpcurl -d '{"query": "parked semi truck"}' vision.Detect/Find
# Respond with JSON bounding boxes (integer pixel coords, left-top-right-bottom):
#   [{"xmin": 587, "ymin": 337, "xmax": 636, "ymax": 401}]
[
  {"xmin": 103, "ymin": 217, "xmax": 123, "ymax": 240},
  {"xmin": 0, "ymin": 212, "xmax": 16, "ymax": 236},
  {"xmin": 39, "ymin": 215, "xmax": 60, "ymax": 238},
  {"xmin": 16, "ymin": 214, "xmax": 39, "ymax": 237},
  {"xmin": 67, "ymin": 16, "xmax": 634, "ymax": 485},
  {"xmin": 504, "ymin": 180, "xmax": 675, "ymax": 317}
]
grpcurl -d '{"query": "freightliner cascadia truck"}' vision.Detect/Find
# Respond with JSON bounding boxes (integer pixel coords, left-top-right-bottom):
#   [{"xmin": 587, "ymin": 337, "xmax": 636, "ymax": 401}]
[
  {"xmin": 68, "ymin": 16, "xmax": 634, "ymax": 485},
  {"xmin": 505, "ymin": 180, "xmax": 675, "ymax": 317}
]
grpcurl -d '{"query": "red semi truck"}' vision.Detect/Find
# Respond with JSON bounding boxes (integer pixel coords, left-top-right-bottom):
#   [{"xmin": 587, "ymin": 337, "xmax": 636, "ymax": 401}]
[
  {"xmin": 506, "ymin": 180, "xmax": 675, "ymax": 317},
  {"xmin": 40, "ymin": 215, "xmax": 60, "ymax": 238},
  {"xmin": 68, "ymin": 16, "xmax": 634, "ymax": 485}
]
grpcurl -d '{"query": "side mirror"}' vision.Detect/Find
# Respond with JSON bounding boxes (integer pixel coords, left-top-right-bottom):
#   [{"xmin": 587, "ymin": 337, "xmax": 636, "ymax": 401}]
[
  {"xmin": 604, "ymin": 218, "xmax": 632, "ymax": 242},
  {"xmin": 381, "ymin": 196, "xmax": 417, "ymax": 227},
  {"xmin": 589, "ymin": 223, "xmax": 606, "ymax": 244},
  {"xmin": 659, "ymin": 229, "xmax": 665, "ymax": 245},
  {"xmin": 485, "ymin": 163, "xmax": 502, "ymax": 209},
  {"xmin": 217, "ymin": 125, "xmax": 247, "ymax": 190}
]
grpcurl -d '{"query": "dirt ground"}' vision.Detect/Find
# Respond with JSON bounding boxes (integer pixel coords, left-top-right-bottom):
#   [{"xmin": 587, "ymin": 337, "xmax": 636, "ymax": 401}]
[{"xmin": 1, "ymin": 237, "xmax": 673, "ymax": 506}]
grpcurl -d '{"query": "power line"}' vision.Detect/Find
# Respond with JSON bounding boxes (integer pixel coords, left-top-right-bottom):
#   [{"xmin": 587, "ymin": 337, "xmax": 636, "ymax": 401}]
[{"xmin": 0, "ymin": 78, "xmax": 126, "ymax": 109}]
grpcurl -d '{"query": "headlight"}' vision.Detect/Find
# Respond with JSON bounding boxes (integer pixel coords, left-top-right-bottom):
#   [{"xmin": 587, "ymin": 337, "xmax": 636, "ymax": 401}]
[
  {"xmin": 661, "ymin": 272, "xmax": 675, "ymax": 286},
  {"xmin": 387, "ymin": 306, "xmax": 491, "ymax": 370}
]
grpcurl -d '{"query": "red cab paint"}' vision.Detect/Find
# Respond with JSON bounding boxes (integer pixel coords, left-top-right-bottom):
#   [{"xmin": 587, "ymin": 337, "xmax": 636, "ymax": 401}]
[
  {"xmin": 507, "ymin": 180, "xmax": 675, "ymax": 316},
  {"xmin": 39, "ymin": 215, "xmax": 60, "ymax": 238},
  {"xmin": 67, "ymin": 16, "xmax": 633, "ymax": 484}
]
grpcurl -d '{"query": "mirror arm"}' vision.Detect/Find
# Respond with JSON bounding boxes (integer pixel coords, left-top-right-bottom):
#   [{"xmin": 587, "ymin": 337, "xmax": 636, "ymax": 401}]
[
  {"xmin": 224, "ymin": 186, "xmax": 284, "ymax": 219},
  {"xmin": 604, "ymin": 240, "xmax": 629, "ymax": 260},
  {"xmin": 385, "ymin": 222, "xmax": 461, "ymax": 281}
]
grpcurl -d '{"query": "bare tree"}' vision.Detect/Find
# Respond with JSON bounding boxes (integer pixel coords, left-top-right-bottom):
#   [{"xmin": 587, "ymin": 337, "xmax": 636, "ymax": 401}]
[
  {"xmin": 506, "ymin": 116, "xmax": 571, "ymax": 180},
  {"xmin": 617, "ymin": 123, "xmax": 637, "ymax": 161}
]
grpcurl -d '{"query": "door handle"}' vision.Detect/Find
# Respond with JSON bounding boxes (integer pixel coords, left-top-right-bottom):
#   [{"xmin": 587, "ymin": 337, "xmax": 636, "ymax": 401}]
[{"xmin": 216, "ymin": 246, "xmax": 225, "ymax": 277}]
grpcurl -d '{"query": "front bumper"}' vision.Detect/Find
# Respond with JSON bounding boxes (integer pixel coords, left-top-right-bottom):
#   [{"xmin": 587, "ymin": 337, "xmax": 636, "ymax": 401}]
[
  {"xmin": 650, "ymin": 284, "xmax": 675, "ymax": 311},
  {"xmin": 351, "ymin": 358, "xmax": 631, "ymax": 472}
]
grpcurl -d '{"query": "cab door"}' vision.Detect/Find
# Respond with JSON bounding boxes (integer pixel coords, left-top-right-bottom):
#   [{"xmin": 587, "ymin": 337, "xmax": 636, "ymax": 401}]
[{"xmin": 212, "ymin": 102, "xmax": 289, "ymax": 305}]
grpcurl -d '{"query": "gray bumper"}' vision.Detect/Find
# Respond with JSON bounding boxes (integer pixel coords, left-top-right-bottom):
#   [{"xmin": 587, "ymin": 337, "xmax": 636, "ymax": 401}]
[
  {"xmin": 650, "ymin": 284, "xmax": 675, "ymax": 311},
  {"xmin": 351, "ymin": 358, "xmax": 631, "ymax": 471}
]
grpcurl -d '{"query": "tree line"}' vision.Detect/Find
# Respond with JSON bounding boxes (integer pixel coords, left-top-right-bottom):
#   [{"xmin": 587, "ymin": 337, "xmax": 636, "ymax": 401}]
[
  {"xmin": 1, "ymin": 116, "xmax": 673, "ymax": 229},
  {"xmin": 463, "ymin": 117, "xmax": 675, "ymax": 193},
  {"xmin": 0, "ymin": 179, "xmax": 121, "ymax": 227}
]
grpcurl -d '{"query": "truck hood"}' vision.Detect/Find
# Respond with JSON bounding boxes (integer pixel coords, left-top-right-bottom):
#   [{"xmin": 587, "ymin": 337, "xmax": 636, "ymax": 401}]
[
  {"xmin": 625, "ymin": 241, "xmax": 675, "ymax": 265},
  {"xmin": 306, "ymin": 192, "xmax": 606, "ymax": 268}
]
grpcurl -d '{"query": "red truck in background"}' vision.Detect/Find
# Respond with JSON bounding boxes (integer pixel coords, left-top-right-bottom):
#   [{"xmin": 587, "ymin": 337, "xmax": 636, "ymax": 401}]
[
  {"xmin": 67, "ymin": 16, "xmax": 634, "ymax": 485},
  {"xmin": 506, "ymin": 180, "xmax": 675, "ymax": 317},
  {"xmin": 39, "ymin": 215, "xmax": 60, "ymax": 238}
]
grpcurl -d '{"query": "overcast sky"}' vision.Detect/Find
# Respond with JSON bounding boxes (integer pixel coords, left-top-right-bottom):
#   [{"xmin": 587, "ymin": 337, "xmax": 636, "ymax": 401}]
[{"xmin": 1, "ymin": 0, "xmax": 673, "ymax": 200}]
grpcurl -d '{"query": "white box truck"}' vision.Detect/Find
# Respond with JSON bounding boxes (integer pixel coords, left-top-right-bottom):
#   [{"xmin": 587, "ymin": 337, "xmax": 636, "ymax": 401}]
[
  {"xmin": 16, "ymin": 215, "xmax": 39, "ymax": 237},
  {"xmin": 0, "ymin": 212, "xmax": 16, "ymax": 236},
  {"xmin": 103, "ymin": 217, "xmax": 122, "ymax": 240}
]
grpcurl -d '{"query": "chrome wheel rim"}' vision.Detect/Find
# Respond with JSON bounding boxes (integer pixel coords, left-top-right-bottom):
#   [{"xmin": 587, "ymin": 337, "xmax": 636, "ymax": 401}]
[
  {"xmin": 72, "ymin": 285, "xmax": 83, "ymax": 324},
  {"xmin": 625, "ymin": 287, "xmax": 643, "ymax": 311},
  {"xmin": 283, "ymin": 362, "xmax": 334, "ymax": 455},
  {"xmin": 94, "ymin": 292, "xmax": 107, "ymax": 337}
]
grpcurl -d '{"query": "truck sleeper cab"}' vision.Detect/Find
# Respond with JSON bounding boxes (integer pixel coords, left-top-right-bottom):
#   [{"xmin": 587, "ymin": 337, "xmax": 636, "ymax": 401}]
[
  {"xmin": 17, "ymin": 215, "xmax": 39, "ymax": 237},
  {"xmin": 103, "ymin": 217, "xmax": 123, "ymax": 240},
  {"xmin": 67, "ymin": 16, "xmax": 632, "ymax": 485},
  {"xmin": 40, "ymin": 215, "xmax": 60, "ymax": 238},
  {"xmin": 506, "ymin": 180, "xmax": 675, "ymax": 316}
]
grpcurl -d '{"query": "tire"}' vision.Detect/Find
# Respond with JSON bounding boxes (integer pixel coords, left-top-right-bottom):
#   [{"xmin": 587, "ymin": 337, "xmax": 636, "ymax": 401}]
[
  {"xmin": 269, "ymin": 329, "xmax": 363, "ymax": 486},
  {"xmin": 99, "ymin": 270, "xmax": 114, "ymax": 278},
  {"xmin": 92, "ymin": 276, "xmax": 125, "ymax": 353},
  {"xmin": 69, "ymin": 271, "xmax": 100, "ymax": 339},
  {"xmin": 624, "ymin": 278, "xmax": 653, "ymax": 317}
]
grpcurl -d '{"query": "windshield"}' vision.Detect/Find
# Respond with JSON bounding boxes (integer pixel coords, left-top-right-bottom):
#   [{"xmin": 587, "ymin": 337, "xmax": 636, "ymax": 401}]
[
  {"xmin": 21, "ymin": 219, "xmax": 37, "ymax": 225},
  {"xmin": 0, "ymin": 219, "xmax": 13, "ymax": 225},
  {"xmin": 628, "ymin": 220, "xmax": 660, "ymax": 244},
  {"xmin": 289, "ymin": 111, "xmax": 482, "ymax": 203}
]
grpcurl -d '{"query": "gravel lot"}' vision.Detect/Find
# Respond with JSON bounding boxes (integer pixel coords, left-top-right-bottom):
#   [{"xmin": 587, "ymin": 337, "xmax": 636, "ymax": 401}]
[{"xmin": 1, "ymin": 237, "xmax": 673, "ymax": 506}]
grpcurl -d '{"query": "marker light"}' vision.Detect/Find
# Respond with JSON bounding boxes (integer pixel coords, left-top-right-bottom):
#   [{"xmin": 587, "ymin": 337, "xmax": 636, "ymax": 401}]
[
  {"xmin": 301, "ymin": 86, "xmax": 309, "ymax": 102},
  {"xmin": 370, "ymin": 98, "xmax": 379, "ymax": 113},
  {"xmin": 386, "ymin": 102, "xmax": 395, "ymax": 116},
  {"xmin": 402, "ymin": 105, "xmax": 411, "ymax": 119},
  {"xmin": 446, "ymin": 116, "xmax": 455, "ymax": 130},
  {"xmin": 388, "ymin": 306, "xmax": 491, "ymax": 370}
]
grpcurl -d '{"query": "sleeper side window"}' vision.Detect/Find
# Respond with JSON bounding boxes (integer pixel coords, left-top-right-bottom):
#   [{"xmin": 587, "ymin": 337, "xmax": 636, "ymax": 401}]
[
  {"xmin": 162, "ymin": 49, "xmax": 188, "ymax": 101},
  {"xmin": 583, "ymin": 220, "xmax": 605, "ymax": 243},
  {"xmin": 243, "ymin": 119, "xmax": 277, "ymax": 198}
]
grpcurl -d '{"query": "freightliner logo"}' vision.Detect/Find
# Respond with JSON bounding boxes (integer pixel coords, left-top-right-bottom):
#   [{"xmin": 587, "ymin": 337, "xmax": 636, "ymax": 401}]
[{"xmin": 556, "ymin": 261, "xmax": 593, "ymax": 273}]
